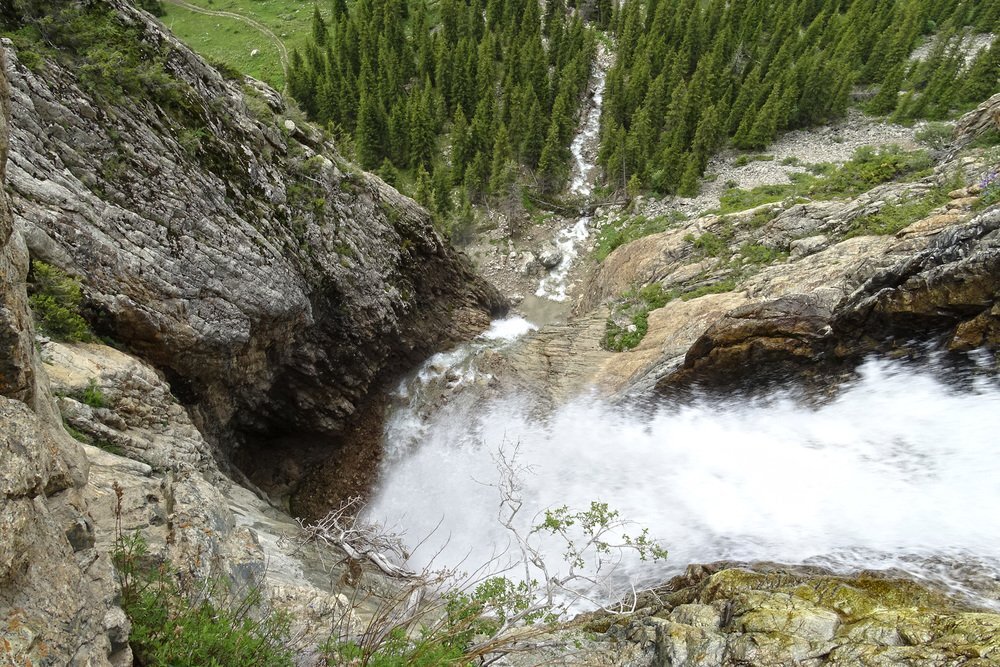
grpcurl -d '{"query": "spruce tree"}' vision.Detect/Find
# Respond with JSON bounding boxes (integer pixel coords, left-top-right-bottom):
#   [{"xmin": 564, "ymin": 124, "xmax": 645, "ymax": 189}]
[
  {"xmin": 355, "ymin": 91, "xmax": 384, "ymax": 169},
  {"xmin": 312, "ymin": 5, "xmax": 328, "ymax": 47}
]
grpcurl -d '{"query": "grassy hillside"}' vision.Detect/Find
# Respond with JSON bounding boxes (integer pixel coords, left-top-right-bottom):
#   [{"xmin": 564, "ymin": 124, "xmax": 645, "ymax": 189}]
[{"xmin": 161, "ymin": 0, "xmax": 319, "ymax": 89}]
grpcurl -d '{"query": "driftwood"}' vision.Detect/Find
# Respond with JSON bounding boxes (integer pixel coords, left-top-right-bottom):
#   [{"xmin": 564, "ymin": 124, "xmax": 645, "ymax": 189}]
[{"xmin": 297, "ymin": 496, "xmax": 416, "ymax": 578}]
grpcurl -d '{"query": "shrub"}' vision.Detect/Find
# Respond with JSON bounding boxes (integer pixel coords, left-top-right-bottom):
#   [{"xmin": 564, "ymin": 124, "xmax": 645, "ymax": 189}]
[
  {"xmin": 602, "ymin": 283, "xmax": 678, "ymax": 351},
  {"xmin": 78, "ymin": 378, "xmax": 107, "ymax": 409},
  {"xmin": 677, "ymin": 279, "xmax": 736, "ymax": 301},
  {"xmin": 717, "ymin": 183, "xmax": 796, "ymax": 214},
  {"xmin": 112, "ymin": 485, "xmax": 294, "ymax": 667},
  {"xmin": 811, "ymin": 145, "xmax": 933, "ymax": 197},
  {"xmin": 915, "ymin": 122, "xmax": 954, "ymax": 150},
  {"xmin": 28, "ymin": 260, "xmax": 93, "ymax": 342},
  {"xmin": 684, "ymin": 231, "xmax": 729, "ymax": 258},
  {"xmin": 738, "ymin": 244, "xmax": 786, "ymax": 266},
  {"xmin": 972, "ymin": 170, "xmax": 999, "ymax": 211},
  {"xmin": 843, "ymin": 187, "xmax": 949, "ymax": 238},
  {"xmin": 602, "ymin": 311, "xmax": 649, "ymax": 352}
]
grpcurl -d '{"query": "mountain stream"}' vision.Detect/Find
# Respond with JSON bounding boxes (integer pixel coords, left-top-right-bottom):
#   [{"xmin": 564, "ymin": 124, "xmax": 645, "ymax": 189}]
[{"xmin": 366, "ymin": 46, "xmax": 1000, "ymax": 610}]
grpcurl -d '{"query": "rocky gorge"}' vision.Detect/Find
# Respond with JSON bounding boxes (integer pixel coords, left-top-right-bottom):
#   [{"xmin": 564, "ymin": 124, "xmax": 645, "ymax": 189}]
[{"xmin": 1, "ymin": 2, "xmax": 999, "ymax": 666}]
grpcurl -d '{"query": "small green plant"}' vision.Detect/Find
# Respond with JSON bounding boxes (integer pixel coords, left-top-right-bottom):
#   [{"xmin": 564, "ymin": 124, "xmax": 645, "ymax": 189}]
[
  {"xmin": 602, "ymin": 311, "xmax": 650, "ymax": 352},
  {"xmin": 677, "ymin": 279, "xmax": 737, "ymax": 301},
  {"xmin": 112, "ymin": 484, "xmax": 294, "ymax": 666},
  {"xmin": 601, "ymin": 283, "xmax": 675, "ymax": 352},
  {"xmin": 684, "ymin": 231, "xmax": 729, "ymax": 258},
  {"xmin": 27, "ymin": 260, "xmax": 93, "ymax": 342},
  {"xmin": 737, "ymin": 244, "xmax": 787, "ymax": 266},
  {"xmin": 78, "ymin": 378, "xmax": 107, "ymax": 409},
  {"xmin": 593, "ymin": 212, "xmax": 686, "ymax": 262},
  {"xmin": 717, "ymin": 183, "xmax": 797, "ymax": 214},
  {"xmin": 734, "ymin": 153, "xmax": 775, "ymax": 167},
  {"xmin": 843, "ymin": 186, "xmax": 949, "ymax": 238},
  {"xmin": 968, "ymin": 129, "xmax": 1000, "ymax": 149},
  {"xmin": 915, "ymin": 122, "xmax": 954, "ymax": 150},
  {"xmin": 975, "ymin": 170, "xmax": 1000, "ymax": 211}
]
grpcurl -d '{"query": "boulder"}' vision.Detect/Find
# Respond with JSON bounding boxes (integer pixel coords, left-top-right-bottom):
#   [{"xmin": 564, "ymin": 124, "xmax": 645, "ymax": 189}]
[{"xmin": 537, "ymin": 243, "xmax": 564, "ymax": 269}]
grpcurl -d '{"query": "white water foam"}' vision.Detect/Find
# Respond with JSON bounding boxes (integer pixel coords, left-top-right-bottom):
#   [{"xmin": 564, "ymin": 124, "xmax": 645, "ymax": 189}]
[
  {"xmin": 533, "ymin": 46, "xmax": 609, "ymax": 303},
  {"xmin": 534, "ymin": 216, "xmax": 591, "ymax": 302},
  {"xmin": 567, "ymin": 59, "xmax": 606, "ymax": 197},
  {"xmin": 382, "ymin": 316, "xmax": 538, "ymax": 462},
  {"xmin": 369, "ymin": 357, "xmax": 1000, "ymax": 607}
]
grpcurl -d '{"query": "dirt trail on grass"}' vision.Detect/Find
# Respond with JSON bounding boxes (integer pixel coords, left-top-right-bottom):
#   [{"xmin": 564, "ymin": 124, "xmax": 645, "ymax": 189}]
[{"xmin": 164, "ymin": 0, "xmax": 289, "ymax": 87}]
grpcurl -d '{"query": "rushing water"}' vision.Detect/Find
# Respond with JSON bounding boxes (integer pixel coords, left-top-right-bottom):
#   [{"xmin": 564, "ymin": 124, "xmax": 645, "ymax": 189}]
[
  {"xmin": 369, "ymin": 351, "xmax": 1000, "ymax": 608},
  {"xmin": 533, "ymin": 45, "xmax": 609, "ymax": 303},
  {"xmin": 368, "ymin": 40, "xmax": 1000, "ymax": 610}
]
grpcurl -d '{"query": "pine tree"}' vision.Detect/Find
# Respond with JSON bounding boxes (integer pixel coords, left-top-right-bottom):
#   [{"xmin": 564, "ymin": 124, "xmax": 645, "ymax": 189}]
[
  {"xmin": 489, "ymin": 124, "xmax": 516, "ymax": 197},
  {"xmin": 958, "ymin": 38, "xmax": 1000, "ymax": 105},
  {"xmin": 415, "ymin": 164, "xmax": 433, "ymax": 209},
  {"xmin": 536, "ymin": 120, "xmax": 567, "ymax": 193},
  {"xmin": 432, "ymin": 163, "xmax": 453, "ymax": 215},
  {"xmin": 355, "ymin": 91, "xmax": 384, "ymax": 169},
  {"xmin": 450, "ymin": 107, "xmax": 472, "ymax": 184},
  {"xmin": 677, "ymin": 153, "xmax": 701, "ymax": 197},
  {"xmin": 867, "ymin": 61, "xmax": 905, "ymax": 115},
  {"xmin": 312, "ymin": 5, "xmax": 328, "ymax": 47},
  {"xmin": 464, "ymin": 151, "xmax": 489, "ymax": 202}
]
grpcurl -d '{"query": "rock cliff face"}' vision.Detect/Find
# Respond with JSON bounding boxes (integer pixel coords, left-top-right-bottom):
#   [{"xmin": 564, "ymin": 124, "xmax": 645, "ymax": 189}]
[
  {"xmin": 3, "ymin": 1, "xmax": 503, "ymax": 501},
  {"xmin": 0, "ymin": 47, "xmax": 126, "ymax": 666}
]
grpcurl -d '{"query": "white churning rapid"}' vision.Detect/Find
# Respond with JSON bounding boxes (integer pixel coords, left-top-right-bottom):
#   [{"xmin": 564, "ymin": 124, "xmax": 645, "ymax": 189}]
[
  {"xmin": 369, "ymin": 356, "xmax": 1000, "ymax": 608},
  {"xmin": 534, "ymin": 43, "xmax": 608, "ymax": 302},
  {"xmin": 365, "ymin": 41, "xmax": 1000, "ymax": 610}
]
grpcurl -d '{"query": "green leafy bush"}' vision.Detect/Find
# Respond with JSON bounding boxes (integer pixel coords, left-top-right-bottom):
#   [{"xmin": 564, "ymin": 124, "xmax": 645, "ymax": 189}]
[
  {"xmin": 28, "ymin": 260, "xmax": 93, "ymax": 342},
  {"xmin": 738, "ymin": 244, "xmax": 787, "ymax": 266},
  {"xmin": 811, "ymin": 145, "xmax": 934, "ymax": 197},
  {"xmin": 843, "ymin": 187, "xmax": 949, "ymax": 238},
  {"xmin": 113, "ymin": 486, "xmax": 294, "ymax": 667},
  {"xmin": 717, "ymin": 184, "xmax": 797, "ymax": 214},
  {"xmin": 684, "ymin": 231, "xmax": 729, "ymax": 258},
  {"xmin": 915, "ymin": 122, "xmax": 954, "ymax": 150}
]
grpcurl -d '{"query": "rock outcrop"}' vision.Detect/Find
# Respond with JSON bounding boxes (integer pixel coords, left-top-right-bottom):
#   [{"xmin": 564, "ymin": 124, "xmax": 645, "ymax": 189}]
[
  {"xmin": 3, "ymin": 1, "xmax": 503, "ymax": 504},
  {"xmin": 0, "ymin": 46, "xmax": 126, "ymax": 667},
  {"xmin": 552, "ymin": 148, "xmax": 1000, "ymax": 396},
  {"xmin": 953, "ymin": 92, "xmax": 1000, "ymax": 151},
  {"xmin": 594, "ymin": 562, "xmax": 1000, "ymax": 667}
]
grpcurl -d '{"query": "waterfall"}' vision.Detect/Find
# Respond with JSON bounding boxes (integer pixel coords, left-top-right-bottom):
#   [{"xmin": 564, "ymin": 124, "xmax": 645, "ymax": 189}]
[{"xmin": 369, "ymin": 353, "xmax": 1000, "ymax": 608}]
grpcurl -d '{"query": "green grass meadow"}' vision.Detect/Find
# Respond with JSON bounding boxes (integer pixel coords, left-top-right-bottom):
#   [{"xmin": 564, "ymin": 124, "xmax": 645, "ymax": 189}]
[{"xmin": 161, "ymin": 0, "xmax": 322, "ymax": 89}]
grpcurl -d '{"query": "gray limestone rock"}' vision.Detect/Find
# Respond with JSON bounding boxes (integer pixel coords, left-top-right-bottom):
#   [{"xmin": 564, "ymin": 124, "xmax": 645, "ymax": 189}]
[{"xmin": 2, "ymin": 4, "xmax": 504, "ymax": 507}]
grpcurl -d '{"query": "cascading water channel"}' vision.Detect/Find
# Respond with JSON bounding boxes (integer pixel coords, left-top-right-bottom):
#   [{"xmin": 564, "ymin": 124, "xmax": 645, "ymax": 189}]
[
  {"xmin": 534, "ymin": 43, "xmax": 609, "ymax": 303},
  {"xmin": 365, "ymin": 41, "xmax": 1000, "ymax": 610}
]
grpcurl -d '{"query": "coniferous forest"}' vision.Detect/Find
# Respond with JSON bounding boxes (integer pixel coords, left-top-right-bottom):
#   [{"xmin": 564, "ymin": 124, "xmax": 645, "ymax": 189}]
[
  {"xmin": 600, "ymin": 0, "xmax": 999, "ymax": 196},
  {"xmin": 286, "ymin": 0, "xmax": 999, "ymax": 216},
  {"xmin": 287, "ymin": 0, "xmax": 599, "ymax": 226}
]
